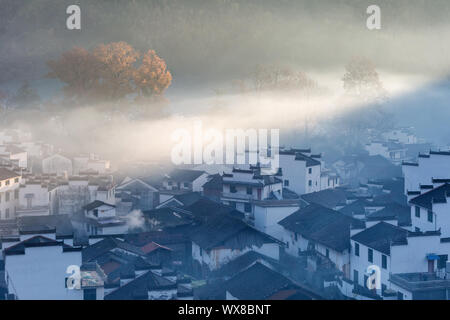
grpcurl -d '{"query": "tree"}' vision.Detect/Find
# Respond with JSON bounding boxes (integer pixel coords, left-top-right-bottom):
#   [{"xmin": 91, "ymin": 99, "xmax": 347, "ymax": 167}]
[
  {"xmin": 134, "ymin": 49, "xmax": 172, "ymax": 99},
  {"xmin": 47, "ymin": 47, "xmax": 101, "ymax": 102},
  {"xmin": 342, "ymin": 56, "xmax": 387, "ymax": 103},
  {"xmin": 93, "ymin": 41, "xmax": 140, "ymax": 101},
  {"xmin": 250, "ymin": 65, "xmax": 318, "ymax": 94}
]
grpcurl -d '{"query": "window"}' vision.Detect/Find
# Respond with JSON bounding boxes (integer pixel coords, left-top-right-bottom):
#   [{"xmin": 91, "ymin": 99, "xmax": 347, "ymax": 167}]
[
  {"xmin": 183, "ymin": 182, "xmax": 189, "ymax": 188},
  {"xmin": 308, "ymin": 168, "xmax": 312, "ymax": 174},
  {"xmin": 428, "ymin": 210, "xmax": 433, "ymax": 223},
  {"xmin": 368, "ymin": 248, "xmax": 373, "ymax": 263},
  {"xmin": 415, "ymin": 206, "xmax": 420, "ymax": 218},
  {"xmin": 83, "ymin": 289, "xmax": 97, "ymax": 300},
  {"xmin": 5, "ymin": 180, "xmax": 9, "ymax": 186},
  {"xmin": 308, "ymin": 180, "xmax": 312, "ymax": 187},
  {"xmin": 246, "ymin": 187, "xmax": 252, "ymax": 195},
  {"xmin": 326, "ymin": 249, "xmax": 329, "ymax": 258},
  {"xmin": 5, "ymin": 192, "xmax": 9, "ymax": 202},
  {"xmin": 199, "ymin": 248, "xmax": 203, "ymax": 257},
  {"xmin": 415, "ymin": 227, "xmax": 420, "ymax": 232},
  {"xmin": 14, "ymin": 190, "xmax": 19, "ymax": 200},
  {"xmin": 14, "ymin": 178, "xmax": 19, "ymax": 183},
  {"xmin": 355, "ymin": 243, "xmax": 360, "ymax": 256},
  {"xmin": 244, "ymin": 203, "xmax": 252, "ymax": 213},
  {"xmin": 382, "ymin": 255, "xmax": 387, "ymax": 269},
  {"xmin": 284, "ymin": 180, "xmax": 289, "ymax": 187},
  {"xmin": 93, "ymin": 209, "xmax": 98, "ymax": 217},
  {"xmin": 353, "ymin": 270, "xmax": 359, "ymax": 285},
  {"xmin": 230, "ymin": 185, "xmax": 237, "ymax": 193},
  {"xmin": 294, "ymin": 233, "xmax": 298, "ymax": 241},
  {"xmin": 397, "ymin": 292, "xmax": 404, "ymax": 300}
]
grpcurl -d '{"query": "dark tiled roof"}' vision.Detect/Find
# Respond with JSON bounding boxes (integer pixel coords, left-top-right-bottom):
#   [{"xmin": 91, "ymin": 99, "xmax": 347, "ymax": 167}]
[
  {"xmin": 279, "ymin": 204, "xmax": 364, "ymax": 252},
  {"xmin": 83, "ymin": 200, "xmax": 115, "ymax": 211},
  {"xmin": 105, "ymin": 270, "xmax": 176, "ymax": 300},
  {"xmin": 18, "ymin": 214, "xmax": 74, "ymax": 237},
  {"xmin": 351, "ymin": 222, "xmax": 408, "ymax": 255},
  {"xmin": 0, "ymin": 168, "xmax": 19, "ymax": 181},
  {"xmin": 301, "ymin": 188, "xmax": 349, "ymax": 209},
  {"xmin": 409, "ymin": 183, "xmax": 450, "ymax": 210},
  {"xmin": 223, "ymin": 262, "xmax": 315, "ymax": 300},
  {"xmin": 202, "ymin": 174, "xmax": 223, "ymax": 190},
  {"xmin": 4, "ymin": 235, "xmax": 60, "ymax": 255},
  {"xmin": 172, "ymin": 192, "xmax": 203, "ymax": 207},
  {"xmin": 184, "ymin": 197, "xmax": 244, "ymax": 222},
  {"xmin": 367, "ymin": 203, "xmax": 411, "ymax": 226},
  {"xmin": 167, "ymin": 169, "xmax": 205, "ymax": 182},
  {"xmin": 82, "ymin": 237, "xmax": 144, "ymax": 262},
  {"xmin": 190, "ymin": 214, "xmax": 277, "ymax": 251},
  {"xmin": 142, "ymin": 207, "xmax": 193, "ymax": 229},
  {"xmin": 295, "ymin": 153, "xmax": 321, "ymax": 167},
  {"xmin": 210, "ymin": 251, "xmax": 279, "ymax": 279}
]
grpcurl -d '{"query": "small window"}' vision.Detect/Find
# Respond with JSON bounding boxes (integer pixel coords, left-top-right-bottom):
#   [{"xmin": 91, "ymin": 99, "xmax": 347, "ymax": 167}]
[
  {"xmin": 93, "ymin": 209, "xmax": 98, "ymax": 217},
  {"xmin": 415, "ymin": 227, "xmax": 420, "ymax": 232},
  {"xmin": 244, "ymin": 203, "xmax": 252, "ymax": 213},
  {"xmin": 353, "ymin": 270, "xmax": 359, "ymax": 285},
  {"xmin": 294, "ymin": 233, "xmax": 298, "ymax": 241},
  {"xmin": 368, "ymin": 248, "xmax": 373, "ymax": 263},
  {"xmin": 382, "ymin": 254, "xmax": 387, "ymax": 269},
  {"xmin": 355, "ymin": 243, "xmax": 360, "ymax": 256},
  {"xmin": 428, "ymin": 210, "xmax": 433, "ymax": 223},
  {"xmin": 284, "ymin": 180, "xmax": 289, "ymax": 187},
  {"xmin": 326, "ymin": 249, "xmax": 329, "ymax": 258},
  {"xmin": 5, "ymin": 180, "xmax": 10, "ymax": 186},
  {"xmin": 246, "ymin": 187, "xmax": 252, "ymax": 195},
  {"xmin": 415, "ymin": 206, "xmax": 420, "ymax": 218},
  {"xmin": 397, "ymin": 292, "xmax": 404, "ymax": 300},
  {"xmin": 308, "ymin": 168, "xmax": 312, "ymax": 174},
  {"xmin": 308, "ymin": 180, "xmax": 312, "ymax": 187},
  {"xmin": 14, "ymin": 178, "xmax": 19, "ymax": 183},
  {"xmin": 230, "ymin": 185, "xmax": 237, "ymax": 193}
]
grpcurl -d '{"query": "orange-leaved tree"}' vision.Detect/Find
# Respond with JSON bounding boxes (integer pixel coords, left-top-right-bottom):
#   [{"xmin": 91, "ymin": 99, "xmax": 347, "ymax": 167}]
[
  {"xmin": 134, "ymin": 49, "xmax": 172, "ymax": 99},
  {"xmin": 47, "ymin": 47, "xmax": 101, "ymax": 102},
  {"xmin": 93, "ymin": 41, "xmax": 140, "ymax": 101}
]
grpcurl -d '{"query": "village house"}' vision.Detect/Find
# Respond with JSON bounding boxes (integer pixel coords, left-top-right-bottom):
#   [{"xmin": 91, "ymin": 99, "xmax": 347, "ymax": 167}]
[
  {"xmin": 162, "ymin": 169, "xmax": 208, "ymax": 193},
  {"xmin": 42, "ymin": 153, "xmax": 73, "ymax": 176},
  {"xmin": 115, "ymin": 177, "xmax": 159, "ymax": 212},
  {"xmin": 279, "ymin": 148, "xmax": 322, "ymax": 195},
  {"xmin": 382, "ymin": 127, "xmax": 418, "ymax": 145},
  {"xmin": 71, "ymin": 200, "xmax": 128, "ymax": 236},
  {"xmin": 220, "ymin": 168, "xmax": 283, "ymax": 218},
  {"xmin": 190, "ymin": 213, "xmax": 281, "ymax": 276},
  {"xmin": 279, "ymin": 203, "xmax": 365, "ymax": 279},
  {"xmin": 365, "ymin": 141, "xmax": 407, "ymax": 165},
  {"xmin": 402, "ymin": 151, "xmax": 450, "ymax": 194},
  {"xmin": 350, "ymin": 222, "xmax": 450, "ymax": 299},
  {"xmin": 0, "ymin": 168, "xmax": 21, "ymax": 220},
  {"xmin": 0, "ymin": 145, "xmax": 28, "ymax": 169}
]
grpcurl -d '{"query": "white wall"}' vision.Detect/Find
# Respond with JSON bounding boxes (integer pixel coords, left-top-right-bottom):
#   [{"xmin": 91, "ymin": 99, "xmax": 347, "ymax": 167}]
[{"xmin": 5, "ymin": 246, "xmax": 83, "ymax": 300}]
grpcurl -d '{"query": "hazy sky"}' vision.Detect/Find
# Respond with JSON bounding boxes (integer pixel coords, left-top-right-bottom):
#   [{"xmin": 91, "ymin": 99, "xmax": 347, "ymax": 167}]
[{"xmin": 3, "ymin": 0, "xmax": 450, "ymax": 163}]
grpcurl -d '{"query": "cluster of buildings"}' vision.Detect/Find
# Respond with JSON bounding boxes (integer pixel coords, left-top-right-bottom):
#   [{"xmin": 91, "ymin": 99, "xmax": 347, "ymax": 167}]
[
  {"xmin": 1, "ymin": 126, "xmax": 450, "ymax": 300},
  {"xmin": 364, "ymin": 127, "xmax": 430, "ymax": 166}
]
